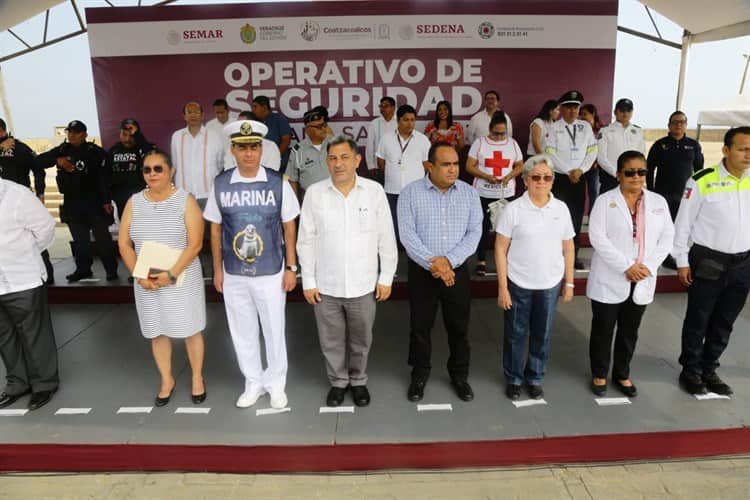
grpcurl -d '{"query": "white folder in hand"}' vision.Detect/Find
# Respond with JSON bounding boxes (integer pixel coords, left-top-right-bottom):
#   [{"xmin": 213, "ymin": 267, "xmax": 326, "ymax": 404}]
[{"xmin": 132, "ymin": 241, "xmax": 186, "ymax": 286}]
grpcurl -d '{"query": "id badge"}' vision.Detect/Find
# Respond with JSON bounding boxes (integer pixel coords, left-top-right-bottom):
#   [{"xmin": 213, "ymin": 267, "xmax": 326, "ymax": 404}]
[{"xmin": 570, "ymin": 147, "xmax": 582, "ymax": 161}]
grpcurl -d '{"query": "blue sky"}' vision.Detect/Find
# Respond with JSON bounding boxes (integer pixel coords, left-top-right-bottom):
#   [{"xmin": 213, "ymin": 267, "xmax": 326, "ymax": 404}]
[{"xmin": 1, "ymin": 0, "xmax": 748, "ymax": 137}]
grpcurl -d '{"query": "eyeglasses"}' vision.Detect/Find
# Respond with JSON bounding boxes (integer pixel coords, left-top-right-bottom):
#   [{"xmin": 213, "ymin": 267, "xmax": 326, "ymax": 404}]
[
  {"xmin": 142, "ymin": 165, "xmax": 165, "ymax": 174},
  {"xmin": 622, "ymin": 169, "xmax": 648, "ymax": 177},
  {"xmin": 489, "ymin": 131, "xmax": 507, "ymax": 138},
  {"xmin": 669, "ymin": 119, "xmax": 687, "ymax": 125},
  {"xmin": 307, "ymin": 123, "xmax": 328, "ymax": 130},
  {"xmin": 529, "ymin": 174, "xmax": 554, "ymax": 182}
]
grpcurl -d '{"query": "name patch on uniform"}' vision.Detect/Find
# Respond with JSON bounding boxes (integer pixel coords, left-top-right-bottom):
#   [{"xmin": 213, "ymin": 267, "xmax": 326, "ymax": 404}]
[
  {"xmin": 219, "ymin": 190, "xmax": 277, "ymax": 208},
  {"xmin": 684, "ymin": 187, "xmax": 692, "ymax": 199}
]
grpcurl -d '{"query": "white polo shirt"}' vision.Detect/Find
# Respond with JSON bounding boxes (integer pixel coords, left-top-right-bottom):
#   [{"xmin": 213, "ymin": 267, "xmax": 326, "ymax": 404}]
[
  {"xmin": 468, "ymin": 136, "xmax": 523, "ymax": 199},
  {"xmin": 296, "ymin": 176, "xmax": 398, "ymax": 298},
  {"xmin": 376, "ymin": 130, "xmax": 431, "ymax": 195},
  {"xmin": 170, "ymin": 125, "xmax": 226, "ymax": 200},
  {"xmin": 466, "ymin": 109, "xmax": 513, "ymax": 145},
  {"xmin": 496, "ymin": 192, "xmax": 575, "ymax": 290},
  {"xmin": 203, "ymin": 167, "xmax": 299, "ymax": 224}
]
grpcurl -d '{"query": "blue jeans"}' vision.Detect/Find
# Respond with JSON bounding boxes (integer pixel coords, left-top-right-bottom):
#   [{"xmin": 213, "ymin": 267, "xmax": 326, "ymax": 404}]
[{"xmin": 503, "ymin": 280, "xmax": 561, "ymax": 385}]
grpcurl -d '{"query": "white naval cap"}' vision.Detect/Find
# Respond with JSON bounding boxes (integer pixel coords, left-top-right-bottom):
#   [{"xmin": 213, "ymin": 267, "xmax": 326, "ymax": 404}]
[{"xmin": 224, "ymin": 119, "xmax": 268, "ymax": 144}]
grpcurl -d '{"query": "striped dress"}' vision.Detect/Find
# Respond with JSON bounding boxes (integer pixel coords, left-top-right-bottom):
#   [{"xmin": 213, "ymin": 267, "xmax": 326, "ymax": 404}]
[{"xmin": 129, "ymin": 187, "xmax": 206, "ymax": 339}]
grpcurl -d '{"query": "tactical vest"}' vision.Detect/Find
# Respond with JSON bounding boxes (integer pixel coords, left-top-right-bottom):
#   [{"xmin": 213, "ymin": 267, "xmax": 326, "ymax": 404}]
[{"xmin": 214, "ymin": 168, "xmax": 284, "ymax": 277}]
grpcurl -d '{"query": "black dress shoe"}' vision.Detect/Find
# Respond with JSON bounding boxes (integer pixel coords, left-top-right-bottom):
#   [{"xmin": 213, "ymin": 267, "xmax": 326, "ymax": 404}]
[
  {"xmin": 703, "ymin": 372, "xmax": 733, "ymax": 396},
  {"xmin": 679, "ymin": 372, "xmax": 707, "ymax": 395},
  {"xmin": 155, "ymin": 386, "xmax": 175, "ymax": 407},
  {"xmin": 451, "ymin": 379, "xmax": 474, "ymax": 402},
  {"xmin": 0, "ymin": 389, "xmax": 31, "ymax": 409},
  {"xmin": 527, "ymin": 384, "xmax": 544, "ymax": 400},
  {"xmin": 350, "ymin": 385, "xmax": 371, "ymax": 407},
  {"xmin": 192, "ymin": 382, "xmax": 207, "ymax": 405},
  {"xmin": 106, "ymin": 273, "xmax": 119, "ymax": 281},
  {"xmin": 407, "ymin": 378, "xmax": 426, "ymax": 402},
  {"xmin": 590, "ymin": 381, "xmax": 607, "ymax": 397},
  {"xmin": 28, "ymin": 389, "xmax": 56, "ymax": 411},
  {"xmin": 66, "ymin": 270, "xmax": 93, "ymax": 283},
  {"xmin": 326, "ymin": 386, "xmax": 347, "ymax": 407},
  {"xmin": 613, "ymin": 379, "xmax": 638, "ymax": 398},
  {"xmin": 505, "ymin": 384, "xmax": 522, "ymax": 400}
]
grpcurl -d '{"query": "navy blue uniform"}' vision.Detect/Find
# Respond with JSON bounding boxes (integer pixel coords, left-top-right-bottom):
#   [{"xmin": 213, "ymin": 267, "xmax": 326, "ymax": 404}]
[{"xmin": 646, "ymin": 135, "xmax": 704, "ymax": 219}]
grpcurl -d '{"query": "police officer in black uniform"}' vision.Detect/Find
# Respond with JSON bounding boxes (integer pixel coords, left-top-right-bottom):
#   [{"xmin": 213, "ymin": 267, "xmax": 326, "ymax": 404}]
[
  {"xmin": 0, "ymin": 118, "xmax": 55, "ymax": 284},
  {"xmin": 37, "ymin": 120, "xmax": 118, "ymax": 282},
  {"xmin": 105, "ymin": 118, "xmax": 153, "ymax": 219},
  {"xmin": 646, "ymin": 111, "xmax": 704, "ymax": 218}
]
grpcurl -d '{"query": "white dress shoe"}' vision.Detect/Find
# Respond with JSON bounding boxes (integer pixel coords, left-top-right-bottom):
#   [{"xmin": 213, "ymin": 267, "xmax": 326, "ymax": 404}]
[
  {"xmin": 236, "ymin": 387, "xmax": 266, "ymax": 408},
  {"xmin": 269, "ymin": 390, "xmax": 288, "ymax": 409}
]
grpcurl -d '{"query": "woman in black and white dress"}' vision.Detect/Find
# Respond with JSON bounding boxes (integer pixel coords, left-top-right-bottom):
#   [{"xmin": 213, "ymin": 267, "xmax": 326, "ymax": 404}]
[{"xmin": 118, "ymin": 149, "xmax": 207, "ymax": 407}]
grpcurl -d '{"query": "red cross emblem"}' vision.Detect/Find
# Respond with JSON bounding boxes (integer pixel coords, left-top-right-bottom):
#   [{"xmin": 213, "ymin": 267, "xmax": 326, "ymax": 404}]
[{"xmin": 484, "ymin": 150, "xmax": 510, "ymax": 177}]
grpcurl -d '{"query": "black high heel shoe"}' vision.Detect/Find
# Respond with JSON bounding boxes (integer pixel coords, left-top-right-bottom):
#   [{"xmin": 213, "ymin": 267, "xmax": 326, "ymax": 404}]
[
  {"xmin": 192, "ymin": 380, "xmax": 207, "ymax": 405},
  {"xmin": 155, "ymin": 386, "xmax": 175, "ymax": 407}
]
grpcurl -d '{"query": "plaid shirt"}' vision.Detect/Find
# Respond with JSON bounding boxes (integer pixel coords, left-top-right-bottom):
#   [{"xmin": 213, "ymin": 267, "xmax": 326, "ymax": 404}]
[{"xmin": 397, "ymin": 176, "xmax": 483, "ymax": 270}]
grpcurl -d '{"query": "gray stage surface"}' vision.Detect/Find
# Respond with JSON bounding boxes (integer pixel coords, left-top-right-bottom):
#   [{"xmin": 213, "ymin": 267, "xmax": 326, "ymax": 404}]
[{"xmin": 1, "ymin": 293, "xmax": 748, "ymax": 447}]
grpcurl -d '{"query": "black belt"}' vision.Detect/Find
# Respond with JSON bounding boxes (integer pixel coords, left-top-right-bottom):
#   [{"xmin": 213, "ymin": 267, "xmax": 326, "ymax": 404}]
[{"xmin": 693, "ymin": 244, "xmax": 750, "ymax": 265}]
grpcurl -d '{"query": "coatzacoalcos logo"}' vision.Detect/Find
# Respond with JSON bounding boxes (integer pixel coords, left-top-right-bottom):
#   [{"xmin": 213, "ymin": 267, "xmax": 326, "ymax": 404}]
[
  {"xmin": 300, "ymin": 20, "xmax": 320, "ymax": 42},
  {"xmin": 240, "ymin": 24, "xmax": 256, "ymax": 45},
  {"xmin": 233, "ymin": 224, "xmax": 264, "ymax": 263},
  {"xmin": 478, "ymin": 21, "xmax": 494, "ymax": 39}
]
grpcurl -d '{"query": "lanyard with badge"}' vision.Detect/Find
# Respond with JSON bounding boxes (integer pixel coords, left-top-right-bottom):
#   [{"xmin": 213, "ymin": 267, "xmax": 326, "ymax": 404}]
[
  {"xmin": 397, "ymin": 133, "xmax": 413, "ymax": 170},
  {"xmin": 566, "ymin": 123, "xmax": 582, "ymax": 162}
]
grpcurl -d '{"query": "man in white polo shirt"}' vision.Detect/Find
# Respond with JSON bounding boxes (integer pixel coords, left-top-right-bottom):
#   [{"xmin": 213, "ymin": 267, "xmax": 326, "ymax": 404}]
[
  {"xmin": 376, "ymin": 104, "xmax": 431, "ymax": 243},
  {"xmin": 297, "ymin": 136, "xmax": 398, "ymax": 408}
]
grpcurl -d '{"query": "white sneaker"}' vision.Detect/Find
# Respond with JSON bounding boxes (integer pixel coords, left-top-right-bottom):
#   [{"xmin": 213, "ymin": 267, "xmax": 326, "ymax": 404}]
[
  {"xmin": 269, "ymin": 390, "xmax": 288, "ymax": 409},
  {"xmin": 236, "ymin": 387, "xmax": 266, "ymax": 408}
]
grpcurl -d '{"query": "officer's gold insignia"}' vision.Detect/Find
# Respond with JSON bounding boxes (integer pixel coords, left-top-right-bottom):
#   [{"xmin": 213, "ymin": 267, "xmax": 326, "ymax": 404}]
[{"xmin": 240, "ymin": 122, "xmax": 253, "ymax": 136}]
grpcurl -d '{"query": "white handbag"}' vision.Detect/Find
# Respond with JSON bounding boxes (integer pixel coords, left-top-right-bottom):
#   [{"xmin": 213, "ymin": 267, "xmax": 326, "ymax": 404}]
[{"xmin": 487, "ymin": 198, "xmax": 508, "ymax": 232}]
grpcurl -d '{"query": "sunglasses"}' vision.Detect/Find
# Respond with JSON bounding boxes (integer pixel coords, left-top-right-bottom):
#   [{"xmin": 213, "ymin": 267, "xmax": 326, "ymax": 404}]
[
  {"xmin": 489, "ymin": 131, "xmax": 507, "ymax": 137},
  {"xmin": 142, "ymin": 165, "xmax": 165, "ymax": 174},
  {"xmin": 307, "ymin": 123, "xmax": 328, "ymax": 130},
  {"xmin": 622, "ymin": 169, "xmax": 648, "ymax": 177},
  {"xmin": 529, "ymin": 174, "xmax": 554, "ymax": 182}
]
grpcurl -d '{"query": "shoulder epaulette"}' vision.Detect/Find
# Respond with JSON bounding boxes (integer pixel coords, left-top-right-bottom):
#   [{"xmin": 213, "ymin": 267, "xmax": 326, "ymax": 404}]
[{"xmin": 691, "ymin": 167, "xmax": 715, "ymax": 182}]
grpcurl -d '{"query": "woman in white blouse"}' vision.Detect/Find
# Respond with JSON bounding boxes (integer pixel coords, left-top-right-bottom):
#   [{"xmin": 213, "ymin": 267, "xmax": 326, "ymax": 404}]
[
  {"xmin": 495, "ymin": 155, "xmax": 575, "ymax": 401},
  {"xmin": 586, "ymin": 151, "xmax": 674, "ymax": 397},
  {"xmin": 527, "ymin": 100, "xmax": 559, "ymax": 156}
]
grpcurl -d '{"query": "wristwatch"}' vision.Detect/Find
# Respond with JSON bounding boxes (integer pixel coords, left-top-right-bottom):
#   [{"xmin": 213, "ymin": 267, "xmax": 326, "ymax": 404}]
[
  {"xmin": 286, "ymin": 265, "xmax": 298, "ymax": 272},
  {"xmin": 167, "ymin": 270, "xmax": 177, "ymax": 284}
]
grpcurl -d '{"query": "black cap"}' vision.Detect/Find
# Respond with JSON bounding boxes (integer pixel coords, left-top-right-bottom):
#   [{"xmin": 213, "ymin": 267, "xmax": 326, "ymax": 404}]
[
  {"xmin": 65, "ymin": 120, "xmax": 87, "ymax": 133},
  {"xmin": 303, "ymin": 105, "xmax": 329, "ymax": 124},
  {"xmin": 120, "ymin": 118, "xmax": 140, "ymax": 130},
  {"xmin": 0, "ymin": 118, "xmax": 6, "ymax": 131},
  {"xmin": 615, "ymin": 98, "xmax": 634, "ymax": 111},
  {"xmin": 558, "ymin": 90, "xmax": 583, "ymax": 106}
]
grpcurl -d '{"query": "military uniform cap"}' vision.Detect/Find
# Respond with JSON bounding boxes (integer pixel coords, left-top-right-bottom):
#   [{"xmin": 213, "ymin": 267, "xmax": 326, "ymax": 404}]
[
  {"xmin": 558, "ymin": 90, "xmax": 583, "ymax": 106},
  {"xmin": 65, "ymin": 120, "xmax": 87, "ymax": 132},
  {"xmin": 224, "ymin": 119, "xmax": 268, "ymax": 144},
  {"xmin": 615, "ymin": 98, "xmax": 634, "ymax": 111}
]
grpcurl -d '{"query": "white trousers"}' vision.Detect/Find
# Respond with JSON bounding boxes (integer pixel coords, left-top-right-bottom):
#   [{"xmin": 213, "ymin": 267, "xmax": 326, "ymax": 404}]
[{"xmin": 223, "ymin": 269, "xmax": 288, "ymax": 393}]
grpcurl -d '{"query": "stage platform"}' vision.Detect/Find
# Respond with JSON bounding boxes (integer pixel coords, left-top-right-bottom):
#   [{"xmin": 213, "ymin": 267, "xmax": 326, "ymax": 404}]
[{"xmin": 2, "ymin": 287, "xmax": 750, "ymax": 473}]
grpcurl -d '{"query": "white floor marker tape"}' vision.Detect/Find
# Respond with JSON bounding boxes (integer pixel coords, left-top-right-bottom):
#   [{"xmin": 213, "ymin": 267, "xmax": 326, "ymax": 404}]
[
  {"xmin": 55, "ymin": 408, "xmax": 92, "ymax": 415},
  {"xmin": 695, "ymin": 393, "xmax": 731, "ymax": 401},
  {"xmin": 319, "ymin": 406, "xmax": 355, "ymax": 413},
  {"xmin": 595, "ymin": 397, "xmax": 631, "ymax": 406},
  {"xmin": 175, "ymin": 407, "xmax": 211, "ymax": 414},
  {"xmin": 512, "ymin": 399, "xmax": 548, "ymax": 408},
  {"xmin": 256, "ymin": 407, "xmax": 291, "ymax": 416},
  {"xmin": 117, "ymin": 406, "xmax": 153, "ymax": 414},
  {"xmin": 417, "ymin": 403, "xmax": 453, "ymax": 411},
  {"xmin": 0, "ymin": 409, "xmax": 28, "ymax": 416}
]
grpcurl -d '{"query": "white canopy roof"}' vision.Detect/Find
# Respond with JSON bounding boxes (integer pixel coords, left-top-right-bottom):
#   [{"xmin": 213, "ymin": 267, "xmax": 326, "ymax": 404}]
[
  {"xmin": 0, "ymin": 1, "xmax": 63, "ymax": 33},
  {"xmin": 639, "ymin": 0, "xmax": 750, "ymax": 43},
  {"xmin": 697, "ymin": 92, "xmax": 750, "ymax": 126}
]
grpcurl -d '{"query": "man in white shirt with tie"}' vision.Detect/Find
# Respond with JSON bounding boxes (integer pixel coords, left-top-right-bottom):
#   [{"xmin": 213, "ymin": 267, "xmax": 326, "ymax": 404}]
[
  {"xmin": 297, "ymin": 136, "xmax": 398, "ymax": 407},
  {"xmin": 545, "ymin": 90, "xmax": 598, "ymax": 269}
]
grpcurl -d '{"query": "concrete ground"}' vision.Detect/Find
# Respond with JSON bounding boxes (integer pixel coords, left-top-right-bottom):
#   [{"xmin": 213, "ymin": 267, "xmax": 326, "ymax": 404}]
[{"xmin": 1, "ymin": 457, "xmax": 749, "ymax": 499}]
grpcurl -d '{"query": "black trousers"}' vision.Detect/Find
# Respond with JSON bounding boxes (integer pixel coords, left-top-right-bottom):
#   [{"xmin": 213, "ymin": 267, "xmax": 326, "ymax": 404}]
[
  {"xmin": 41, "ymin": 249, "xmax": 54, "ymax": 283},
  {"xmin": 589, "ymin": 284, "xmax": 647, "ymax": 380},
  {"xmin": 679, "ymin": 246, "xmax": 750, "ymax": 376},
  {"xmin": 69, "ymin": 219, "xmax": 118, "ymax": 275},
  {"xmin": 407, "ymin": 259, "xmax": 471, "ymax": 381},
  {"xmin": 0, "ymin": 285, "xmax": 59, "ymax": 394},
  {"xmin": 552, "ymin": 173, "xmax": 585, "ymax": 253},
  {"xmin": 111, "ymin": 186, "xmax": 142, "ymax": 221},
  {"xmin": 598, "ymin": 170, "xmax": 618, "ymax": 194}
]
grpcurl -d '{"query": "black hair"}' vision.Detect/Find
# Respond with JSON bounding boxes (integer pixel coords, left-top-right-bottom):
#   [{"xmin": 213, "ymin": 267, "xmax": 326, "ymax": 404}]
[
  {"xmin": 252, "ymin": 95, "xmax": 271, "ymax": 108},
  {"xmin": 616, "ymin": 150, "xmax": 646, "ymax": 172},
  {"xmin": 484, "ymin": 90, "xmax": 500, "ymax": 101},
  {"xmin": 326, "ymin": 135, "xmax": 359, "ymax": 154},
  {"xmin": 489, "ymin": 110, "xmax": 507, "ymax": 130},
  {"xmin": 380, "ymin": 96, "xmax": 396, "ymax": 107},
  {"xmin": 724, "ymin": 126, "xmax": 750, "ymax": 148},
  {"xmin": 238, "ymin": 111, "xmax": 257, "ymax": 120},
  {"xmin": 668, "ymin": 110, "xmax": 687, "ymax": 123},
  {"xmin": 428, "ymin": 142, "xmax": 455, "ymax": 165},
  {"xmin": 396, "ymin": 104, "xmax": 416, "ymax": 120},
  {"xmin": 535, "ymin": 99, "xmax": 559, "ymax": 121},
  {"xmin": 213, "ymin": 98, "xmax": 229, "ymax": 109},
  {"xmin": 143, "ymin": 148, "xmax": 173, "ymax": 169},
  {"xmin": 432, "ymin": 100, "xmax": 454, "ymax": 128}
]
